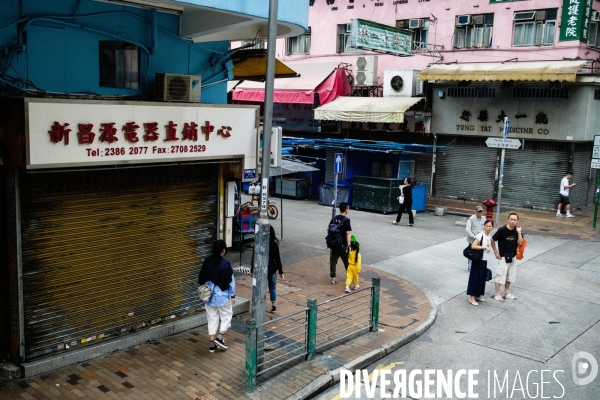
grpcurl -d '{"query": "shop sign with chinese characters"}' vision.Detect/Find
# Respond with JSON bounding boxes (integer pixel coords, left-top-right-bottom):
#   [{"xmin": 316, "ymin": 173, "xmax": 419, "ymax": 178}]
[
  {"xmin": 559, "ymin": 0, "xmax": 593, "ymax": 42},
  {"xmin": 25, "ymin": 99, "xmax": 258, "ymax": 169}
]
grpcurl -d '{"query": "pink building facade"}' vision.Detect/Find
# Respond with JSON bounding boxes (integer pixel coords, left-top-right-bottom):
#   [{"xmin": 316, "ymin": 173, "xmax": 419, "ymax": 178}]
[{"xmin": 259, "ymin": 0, "xmax": 600, "ymax": 211}]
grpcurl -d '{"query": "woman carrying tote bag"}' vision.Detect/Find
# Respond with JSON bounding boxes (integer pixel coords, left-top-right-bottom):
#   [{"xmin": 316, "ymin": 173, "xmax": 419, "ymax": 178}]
[{"xmin": 466, "ymin": 220, "xmax": 494, "ymax": 306}]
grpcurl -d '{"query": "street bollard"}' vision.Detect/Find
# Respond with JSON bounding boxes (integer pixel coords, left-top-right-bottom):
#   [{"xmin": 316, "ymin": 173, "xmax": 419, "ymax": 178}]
[
  {"xmin": 306, "ymin": 298, "xmax": 317, "ymax": 361},
  {"xmin": 245, "ymin": 318, "xmax": 257, "ymax": 392},
  {"xmin": 370, "ymin": 278, "xmax": 380, "ymax": 332}
]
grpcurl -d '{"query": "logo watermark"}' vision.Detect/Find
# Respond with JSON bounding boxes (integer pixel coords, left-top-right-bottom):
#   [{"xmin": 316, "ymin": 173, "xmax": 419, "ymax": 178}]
[{"xmin": 572, "ymin": 351, "xmax": 598, "ymax": 386}]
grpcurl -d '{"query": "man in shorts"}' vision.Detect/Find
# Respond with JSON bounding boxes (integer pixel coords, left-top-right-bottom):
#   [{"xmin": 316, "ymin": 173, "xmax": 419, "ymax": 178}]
[
  {"xmin": 490, "ymin": 213, "xmax": 524, "ymax": 302},
  {"xmin": 557, "ymin": 171, "xmax": 576, "ymax": 218}
]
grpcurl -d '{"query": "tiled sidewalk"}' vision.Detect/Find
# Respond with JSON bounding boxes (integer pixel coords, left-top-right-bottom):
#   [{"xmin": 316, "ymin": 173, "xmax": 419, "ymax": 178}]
[{"xmin": 0, "ymin": 254, "xmax": 431, "ymax": 400}]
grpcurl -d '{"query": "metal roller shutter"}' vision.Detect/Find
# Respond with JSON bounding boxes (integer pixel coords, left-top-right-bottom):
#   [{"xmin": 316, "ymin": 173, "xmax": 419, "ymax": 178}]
[
  {"xmin": 325, "ymin": 149, "xmax": 337, "ymax": 182},
  {"xmin": 573, "ymin": 143, "xmax": 598, "ymax": 208},
  {"xmin": 501, "ymin": 141, "xmax": 569, "ymax": 209},
  {"xmin": 413, "ymin": 154, "xmax": 433, "ymax": 194},
  {"xmin": 434, "ymin": 141, "xmax": 497, "ymax": 202},
  {"xmin": 20, "ymin": 163, "xmax": 218, "ymax": 360}
]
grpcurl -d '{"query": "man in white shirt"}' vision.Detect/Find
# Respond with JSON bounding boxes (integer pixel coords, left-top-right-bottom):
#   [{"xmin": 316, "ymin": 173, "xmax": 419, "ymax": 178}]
[
  {"xmin": 557, "ymin": 171, "xmax": 576, "ymax": 218},
  {"xmin": 466, "ymin": 205, "xmax": 486, "ymax": 270}
]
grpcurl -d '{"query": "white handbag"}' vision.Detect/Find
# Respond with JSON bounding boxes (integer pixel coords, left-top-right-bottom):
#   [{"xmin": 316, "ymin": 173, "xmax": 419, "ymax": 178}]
[{"xmin": 398, "ymin": 185, "xmax": 405, "ymax": 204}]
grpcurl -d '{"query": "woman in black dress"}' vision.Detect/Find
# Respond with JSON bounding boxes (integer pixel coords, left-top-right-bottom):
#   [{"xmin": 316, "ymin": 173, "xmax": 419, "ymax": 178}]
[
  {"xmin": 467, "ymin": 220, "xmax": 494, "ymax": 306},
  {"xmin": 392, "ymin": 178, "xmax": 415, "ymax": 226}
]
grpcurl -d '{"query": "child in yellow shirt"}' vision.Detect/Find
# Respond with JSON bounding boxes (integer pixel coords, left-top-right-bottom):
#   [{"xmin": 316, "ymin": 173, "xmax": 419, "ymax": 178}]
[{"xmin": 345, "ymin": 240, "xmax": 361, "ymax": 293}]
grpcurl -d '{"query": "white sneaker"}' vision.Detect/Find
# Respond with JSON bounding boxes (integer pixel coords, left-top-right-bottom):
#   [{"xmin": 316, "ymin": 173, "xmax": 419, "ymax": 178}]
[
  {"xmin": 566, "ymin": 214, "xmax": 574, "ymax": 218},
  {"xmin": 330, "ymin": 278, "xmax": 337, "ymax": 284},
  {"xmin": 556, "ymin": 213, "xmax": 563, "ymax": 217}
]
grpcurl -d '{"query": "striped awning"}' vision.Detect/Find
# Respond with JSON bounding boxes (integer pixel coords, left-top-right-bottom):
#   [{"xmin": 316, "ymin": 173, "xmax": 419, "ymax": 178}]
[
  {"xmin": 418, "ymin": 60, "xmax": 588, "ymax": 82},
  {"xmin": 313, "ymin": 96, "xmax": 424, "ymax": 123}
]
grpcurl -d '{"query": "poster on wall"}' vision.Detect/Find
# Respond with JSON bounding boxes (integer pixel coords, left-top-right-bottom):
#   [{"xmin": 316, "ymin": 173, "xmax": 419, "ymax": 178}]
[{"xmin": 25, "ymin": 99, "xmax": 258, "ymax": 170}]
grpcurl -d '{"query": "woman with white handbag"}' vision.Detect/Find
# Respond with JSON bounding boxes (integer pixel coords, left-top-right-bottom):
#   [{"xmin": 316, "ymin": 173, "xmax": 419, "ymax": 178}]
[
  {"xmin": 197, "ymin": 240, "xmax": 236, "ymax": 353},
  {"xmin": 392, "ymin": 178, "xmax": 415, "ymax": 226}
]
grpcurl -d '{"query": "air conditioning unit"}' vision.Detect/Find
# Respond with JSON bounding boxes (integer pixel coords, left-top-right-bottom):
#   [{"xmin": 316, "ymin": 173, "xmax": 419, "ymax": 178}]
[
  {"xmin": 383, "ymin": 70, "xmax": 421, "ymax": 97},
  {"xmin": 155, "ymin": 73, "xmax": 201, "ymax": 103},
  {"xmin": 457, "ymin": 15, "xmax": 471, "ymax": 26},
  {"xmin": 472, "ymin": 15, "xmax": 484, "ymax": 25},
  {"xmin": 354, "ymin": 56, "xmax": 378, "ymax": 86},
  {"xmin": 396, "ymin": 20, "xmax": 406, "ymax": 28},
  {"xmin": 592, "ymin": 11, "xmax": 600, "ymax": 22},
  {"xmin": 409, "ymin": 19, "xmax": 424, "ymax": 29}
]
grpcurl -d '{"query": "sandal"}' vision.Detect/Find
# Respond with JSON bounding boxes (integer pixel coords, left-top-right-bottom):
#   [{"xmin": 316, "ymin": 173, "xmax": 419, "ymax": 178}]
[
  {"xmin": 503, "ymin": 293, "xmax": 518, "ymax": 300},
  {"xmin": 494, "ymin": 295, "xmax": 505, "ymax": 302},
  {"xmin": 469, "ymin": 298, "xmax": 479, "ymax": 306}
]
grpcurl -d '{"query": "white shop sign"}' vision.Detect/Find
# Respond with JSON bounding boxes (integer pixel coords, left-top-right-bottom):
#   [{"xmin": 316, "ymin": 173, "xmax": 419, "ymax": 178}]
[{"xmin": 25, "ymin": 99, "xmax": 258, "ymax": 170}]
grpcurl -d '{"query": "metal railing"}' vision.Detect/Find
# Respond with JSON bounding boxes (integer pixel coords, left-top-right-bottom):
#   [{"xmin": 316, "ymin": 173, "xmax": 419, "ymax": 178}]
[{"xmin": 245, "ymin": 277, "xmax": 380, "ymax": 391}]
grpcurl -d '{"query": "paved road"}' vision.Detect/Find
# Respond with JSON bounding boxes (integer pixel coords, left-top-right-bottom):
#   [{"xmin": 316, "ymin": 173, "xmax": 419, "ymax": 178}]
[{"xmin": 296, "ymin": 200, "xmax": 600, "ymax": 400}]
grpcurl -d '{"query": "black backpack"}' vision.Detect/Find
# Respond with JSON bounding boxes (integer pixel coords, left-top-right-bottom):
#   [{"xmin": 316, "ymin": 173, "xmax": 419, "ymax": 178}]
[{"xmin": 325, "ymin": 216, "xmax": 347, "ymax": 249}]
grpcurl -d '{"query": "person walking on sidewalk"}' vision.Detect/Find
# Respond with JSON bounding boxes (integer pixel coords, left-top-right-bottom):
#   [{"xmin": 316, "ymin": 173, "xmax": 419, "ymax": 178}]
[
  {"xmin": 251, "ymin": 225, "xmax": 284, "ymax": 313},
  {"xmin": 198, "ymin": 240, "xmax": 236, "ymax": 353},
  {"xmin": 345, "ymin": 238, "xmax": 361, "ymax": 293},
  {"xmin": 328, "ymin": 202, "xmax": 352, "ymax": 284},
  {"xmin": 467, "ymin": 220, "xmax": 494, "ymax": 306},
  {"xmin": 490, "ymin": 213, "xmax": 524, "ymax": 302},
  {"xmin": 392, "ymin": 178, "xmax": 414, "ymax": 226},
  {"xmin": 466, "ymin": 205, "xmax": 486, "ymax": 271},
  {"xmin": 557, "ymin": 171, "xmax": 576, "ymax": 218}
]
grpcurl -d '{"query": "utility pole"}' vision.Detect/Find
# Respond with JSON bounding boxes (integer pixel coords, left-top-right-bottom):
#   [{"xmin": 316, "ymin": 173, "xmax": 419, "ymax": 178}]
[
  {"xmin": 496, "ymin": 117, "xmax": 509, "ymax": 228},
  {"xmin": 251, "ymin": 0, "xmax": 278, "ymax": 371}
]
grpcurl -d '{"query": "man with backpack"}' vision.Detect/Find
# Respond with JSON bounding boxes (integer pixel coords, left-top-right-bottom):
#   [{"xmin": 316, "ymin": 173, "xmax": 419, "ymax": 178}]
[{"xmin": 326, "ymin": 202, "xmax": 352, "ymax": 284}]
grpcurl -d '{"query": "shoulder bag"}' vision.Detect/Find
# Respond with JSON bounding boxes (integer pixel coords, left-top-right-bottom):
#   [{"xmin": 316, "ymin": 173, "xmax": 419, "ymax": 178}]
[
  {"xmin": 197, "ymin": 282, "xmax": 213, "ymax": 302},
  {"xmin": 463, "ymin": 234, "xmax": 484, "ymax": 262}
]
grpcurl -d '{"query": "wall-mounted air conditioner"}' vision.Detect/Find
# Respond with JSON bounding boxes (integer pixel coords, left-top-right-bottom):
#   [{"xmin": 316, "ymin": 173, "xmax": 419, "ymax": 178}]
[
  {"xmin": 409, "ymin": 19, "xmax": 424, "ymax": 29},
  {"xmin": 472, "ymin": 15, "xmax": 484, "ymax": 25},
  {"xmin": 354, "ymin": 56, "xmax": 378, "ymax": 86},
  {"xmin": 457, "ymin": 15, "xmax": 471, "ymax": 26},
  {"xmin": 592, "ymin": 11, "xmax": 600, "ymax": 22},
  {"xmin": 383, "ymin": 70, "xmax": 421, "ymax": 97},
  {"xmin": 155, "ymin": 73, "xmax": 201, "ymax": 103}
]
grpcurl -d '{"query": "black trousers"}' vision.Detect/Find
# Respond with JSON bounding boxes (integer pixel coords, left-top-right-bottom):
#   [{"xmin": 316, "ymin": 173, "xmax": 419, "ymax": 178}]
[{"xmin": 395, "ymin": 201, "xmax": 414, "ymax": 224}]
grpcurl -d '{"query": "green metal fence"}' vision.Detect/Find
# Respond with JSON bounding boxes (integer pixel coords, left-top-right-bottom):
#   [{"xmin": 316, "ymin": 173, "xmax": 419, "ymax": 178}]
[{"xmin": 245, "ymin": 277, "xmax": 380, "ymax": 392}]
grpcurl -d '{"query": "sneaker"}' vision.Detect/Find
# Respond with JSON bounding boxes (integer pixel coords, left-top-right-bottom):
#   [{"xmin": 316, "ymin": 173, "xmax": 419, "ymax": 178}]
[
  {"xmin": 566, "ymin": 214, "xmax": 574, "ymax": 218},
  {"xmin": 556, "ymin": 213, "xmax": 564, "ymax": 217},
  {"xmin": 345, "ymin": 287, "xmax": 351, "ymax": 293},
  {"xmin": 209, "ymin": 343, "xmax": 217, "ymax": 353},
  {"xmin": 354, "ymin": 285, "xmax": 360, "ymax": 290},
  {"xmin": 215, "ymin": 337, "xmax": 228, "ymax": 350},
  {"xmin": 330, "ymin": 278, "xmax": 337, "ymax": 284},
  {"xmin": 271, "ymin": 306, "xmax": 277, "ymax": 313}
]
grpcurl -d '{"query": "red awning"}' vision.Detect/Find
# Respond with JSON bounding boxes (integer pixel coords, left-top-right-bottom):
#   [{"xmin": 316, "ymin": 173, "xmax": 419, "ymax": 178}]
[{"xmin": 232, "ymin": 63, "xmax": 351, "ymax": 106}]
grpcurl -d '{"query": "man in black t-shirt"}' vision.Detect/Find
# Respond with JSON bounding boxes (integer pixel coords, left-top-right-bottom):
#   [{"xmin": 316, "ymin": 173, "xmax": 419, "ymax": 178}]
[
  {"xmin": 328, "ymin": 202, "xmax": 352, "ymax": 284},
  {"xmin": 491, "ymin": 213, "xmax": 524, "ymax": 302}
]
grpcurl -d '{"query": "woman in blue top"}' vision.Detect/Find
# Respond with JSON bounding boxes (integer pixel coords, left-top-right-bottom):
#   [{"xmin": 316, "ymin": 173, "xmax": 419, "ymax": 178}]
[{"xmin": 198, "ymin": 240, "xmax": 236, "ymax": 353}]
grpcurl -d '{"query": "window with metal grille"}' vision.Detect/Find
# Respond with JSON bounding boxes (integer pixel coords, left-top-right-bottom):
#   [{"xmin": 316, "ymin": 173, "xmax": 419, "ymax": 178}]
[
  {"xmin": 337, "ymin": 23, "xmax": 361, "ymax": 53},
  {"xmin": 396, "ymin": 19, "xmax": 429, "ymax": 51},
  {"xmin": 589, "ymin": 22, "xmax": 600, "ymax": 48},
  {"xmin": 99, "ymin": 41, "xmax": 139, "ymax": 89},
  {"xmin": 286, "ymin": 27, "xmax": 311, "ymax": 55},
  {"xmin": 447, "ymin": 87, "xmax": 496, "ymax": 97},
  {"xmin": 453, "ymin": 14, "xmax": 494, "ymax": 49},
  {"xmin": 512, "ymin": 87, "xmax": 568, "ymax": 99},
  {"xmin": 512, "ymin": 9, "xmax": 557, "ymax": 46}
]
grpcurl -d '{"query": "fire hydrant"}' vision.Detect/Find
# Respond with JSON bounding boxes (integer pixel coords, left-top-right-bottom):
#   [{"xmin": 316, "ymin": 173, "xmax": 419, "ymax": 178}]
[{"xmin": 482, "ymin": 198, "xmax": 497, "ymax": 221}]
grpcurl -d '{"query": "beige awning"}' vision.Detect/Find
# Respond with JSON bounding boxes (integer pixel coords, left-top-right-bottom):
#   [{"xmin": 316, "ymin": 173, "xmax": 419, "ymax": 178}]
[
  {"xmin": 313, "ymin": 96, "xmax": 424, "ymax": 123},
  {"xmin": 418, "ymin": 60, "xmax": 588, "ymax": 83}
]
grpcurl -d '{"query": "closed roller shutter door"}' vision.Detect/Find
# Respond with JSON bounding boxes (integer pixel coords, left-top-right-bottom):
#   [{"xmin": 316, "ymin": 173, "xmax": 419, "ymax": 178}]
[
  {"xmin": 413, "ymin": 154, "xmax": 432, "ymax": 194},
  {"xmin": 573, "ymin": 143, "xmax": 598, "ymax": 208},
  {"xmin": 435, "ymin": 141, "xmax": 497, "ymax": 201},
  {"xmin": 20, "ymin": 163, "xmax": 218, "ymax": 360},
  {"xmin": 502, "ymin": 141, "xmax": 569, "ymax": 209}
]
